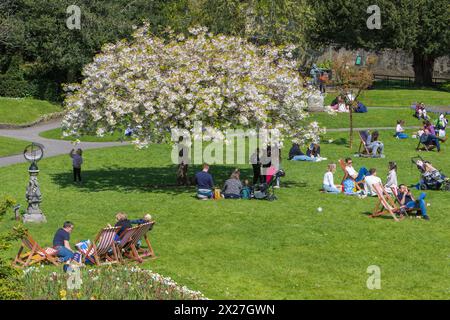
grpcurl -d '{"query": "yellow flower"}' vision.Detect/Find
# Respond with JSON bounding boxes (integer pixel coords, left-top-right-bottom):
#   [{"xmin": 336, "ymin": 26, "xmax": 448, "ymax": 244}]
[
  {"xmin": 60, "ymin": 290, "xmax": 67, "ymax": 298},
  {"xmin": 76, "ymin": 292, "xmax": 82, "ymax": 299},
  {"xmin": 90, "ymin": 296, "xmax": 96, "ymax": 300}
]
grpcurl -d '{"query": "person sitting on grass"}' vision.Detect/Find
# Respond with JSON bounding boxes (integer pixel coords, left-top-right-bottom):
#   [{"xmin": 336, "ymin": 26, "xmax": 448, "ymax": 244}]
[
  {"xmin": 397, "ymin": 185, "xmax": 430, "ymax": 220},
  {"xmin": 53, "ymin": 221, "xmax": 75, "ymax": 263},
  {"xmin": 366, "ymin": 130, "xmax": 385, "ymax": 158},
  {"xmin": 222, "ymin": 169, "xmax": 243, "ymax": 199},
  {"xmin": 423, "ymin": 120, "xmax": 436, "ymax": 136},
  {"xmin": 395, "ymin": 120, "xmax": 408, "ymax": 139},
  {"xmin": 415, "ymin": 102, "xmax": 428, "ymax": 120},
  {"xmin": 195, "ymin": 163, "xmax": 214, "ymax": 200},
  {"xmin": 364, "ymin": 168, "xmax": 383, "ymax": 197},
  {"xmin": 385, "ymin": 162, "xmax": 398, "ymax": 194},
  {"xmin": 323, "ymin": 163, "xmax": 341, "ymax": 194},
  {"xmin": 435, "ymin": 113, "xmax": 448, "ymax": 138}
]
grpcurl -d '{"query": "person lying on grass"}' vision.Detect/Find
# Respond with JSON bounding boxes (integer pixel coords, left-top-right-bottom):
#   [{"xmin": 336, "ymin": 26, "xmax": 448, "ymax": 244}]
[
  {"xmin": 222, "ymin": 169, "xmax": 243, "ymax": 199},
  {"xmin": 397, "ymin": 185, "xmax": 430, "ymax": 220},
  {"xmin": 322, "ymin": 163, "xmax": 341, "ymax": 194},
  {"xmin": 395, "ymin": 120, "xmax": 408, "ymax": 139},
  {"xmin": 288, "ymin": 143, "xmax": 326, "ymax": 162}
]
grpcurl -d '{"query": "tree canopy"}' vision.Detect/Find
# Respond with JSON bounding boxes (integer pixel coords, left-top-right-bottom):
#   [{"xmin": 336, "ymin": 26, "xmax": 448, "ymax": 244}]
[{"xmin": 308, "ymin": 0, "xmax": 450, "ymax": 86}]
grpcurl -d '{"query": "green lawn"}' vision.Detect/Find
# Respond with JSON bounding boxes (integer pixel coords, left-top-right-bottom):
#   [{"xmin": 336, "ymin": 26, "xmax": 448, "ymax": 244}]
[
  {"xmin": 1, "ymin": 127, "xmax": 449, "ymax": 299},
  {"xmin": 324, "ymin": 89, "xmax": 450, "ymax": 107},
  {"xmin": 0, "ymin": 97, "xmax": 61, "ymax": 125},
  {"xmin": 0, "ymin": 136, "xmax": 31, "ymax": 157},
  {"xmin": 39, "ymin": 128, "xmax": 125, "ymax": 142}
]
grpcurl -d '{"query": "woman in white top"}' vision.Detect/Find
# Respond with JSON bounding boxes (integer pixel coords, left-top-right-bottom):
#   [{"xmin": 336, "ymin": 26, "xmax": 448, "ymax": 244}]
[
  {"xmin": 385, "ymin": 162, "xmax": 398, "ymax": 194},
  {"xmin": 323, "ymin": 163, "xmax": 341, "ymax": 194},
  {"xmin": 395, "ymin": 120, "xmax": 408, "ymax": 139}
]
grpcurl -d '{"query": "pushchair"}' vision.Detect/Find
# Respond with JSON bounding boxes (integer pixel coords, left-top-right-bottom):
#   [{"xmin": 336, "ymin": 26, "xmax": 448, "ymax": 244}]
[
  {"xmin": 411, "ymin": 156, "xmax": 450, "ymax": 191},
  {"xmin": 253, "ymin": 170, "xmax": 286, "ymax": 201}
]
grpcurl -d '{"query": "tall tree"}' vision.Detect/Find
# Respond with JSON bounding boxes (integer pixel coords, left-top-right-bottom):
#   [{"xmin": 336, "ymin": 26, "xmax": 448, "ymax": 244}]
[{"xmin": 308, "ymin": 0, "xmax": 450, "ymax": 86}]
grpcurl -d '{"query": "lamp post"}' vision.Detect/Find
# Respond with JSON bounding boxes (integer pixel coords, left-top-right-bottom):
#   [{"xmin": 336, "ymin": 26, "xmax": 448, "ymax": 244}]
[{"xmin": 23, "ymin": 143, "xmax": 46, "ymax": 223}]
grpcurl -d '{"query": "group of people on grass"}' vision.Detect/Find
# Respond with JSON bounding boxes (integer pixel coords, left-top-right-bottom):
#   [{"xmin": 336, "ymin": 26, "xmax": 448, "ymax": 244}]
[
  {"xmin": 52, "ymin": 212, "xmax": 153, "ymax": 268},
  {"xmin": 329, "ymin": 94, "xmax": 368, "ymax": 113},
  {"xmin": 322, "ymin": 158, "xmax": 430, "ymax": 220}
]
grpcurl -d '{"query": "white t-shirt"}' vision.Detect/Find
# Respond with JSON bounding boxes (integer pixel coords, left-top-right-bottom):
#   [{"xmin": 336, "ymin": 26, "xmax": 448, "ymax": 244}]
[
  {"xmin": 364, "ymin": 175, "xmax": 382, "ymax": 196},
  {"xmin": 323, "ymin": 171, "xmax": 334, "ymax": 186},
  {"xmin": 396, "ymin": 124, "xmax": 403, "ymax": 133},
  {"xmin": 345, "ymin": 166, "xmax": 358, "ymax": 179}
]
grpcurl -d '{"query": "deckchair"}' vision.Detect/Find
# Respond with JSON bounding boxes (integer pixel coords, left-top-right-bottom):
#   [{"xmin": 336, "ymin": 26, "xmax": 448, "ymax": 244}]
[
  {"xmin": 357, "ymin": 130, "xmax": 373, "ymax": 157},
  {"xmin": 338, "ymin": 159, "xmax": 362, "ymax": 191},
  {"xmin": 369, "ymin": 183, "xmax": 403, "ymax": 221},
  {"xmin": 116, "ymin": 222, "xmax": 156, "ymax": 263},
  {"xmin": 82, "ymin": 226, "xmax": 121, "ymax": 266},
  {"xmin": 13, "ymin": 231, "xmax": 59, "ymax": 267}
]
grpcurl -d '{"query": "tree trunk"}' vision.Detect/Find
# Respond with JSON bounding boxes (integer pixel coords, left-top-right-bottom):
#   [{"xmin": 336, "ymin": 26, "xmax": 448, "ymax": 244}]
[
  {"xmin": 413, "ymin": 51, "xmax": 435, "ymax": 87},
  {"xmin": 349, "ymin": 107, "xmax": 353, "ymax": 149}
]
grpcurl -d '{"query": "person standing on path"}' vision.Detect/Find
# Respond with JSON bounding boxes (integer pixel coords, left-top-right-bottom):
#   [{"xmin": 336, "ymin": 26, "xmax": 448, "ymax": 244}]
[{"xmin": 70, "ymin": 148, "xmax": 83, "ymax": 183}]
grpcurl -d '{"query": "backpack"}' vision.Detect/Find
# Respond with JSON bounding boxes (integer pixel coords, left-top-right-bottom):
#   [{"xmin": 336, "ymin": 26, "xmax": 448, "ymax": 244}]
[
  {"xmin": 241, "ymin": 187, "xmax": 251, "ymax": 199},
  {"xmin": 343, "ymin": 179, "xmax": 356, "ymax": 194}
]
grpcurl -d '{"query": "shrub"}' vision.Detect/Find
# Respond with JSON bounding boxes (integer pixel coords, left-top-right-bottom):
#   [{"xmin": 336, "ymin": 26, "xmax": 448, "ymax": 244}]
[{"xmin": 0, "ymin": 196, "xmax": 24, "ymax": 300}]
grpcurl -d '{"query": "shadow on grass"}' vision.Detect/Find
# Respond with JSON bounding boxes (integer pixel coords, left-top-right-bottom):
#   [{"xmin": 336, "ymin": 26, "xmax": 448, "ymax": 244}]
[
  {"xmin": 361, "ymin": 211, "xmax": 397, "ymax": 220},
  {"xmin": 51, "ymin": 165, "xmax": 303, "ymax": 194}
]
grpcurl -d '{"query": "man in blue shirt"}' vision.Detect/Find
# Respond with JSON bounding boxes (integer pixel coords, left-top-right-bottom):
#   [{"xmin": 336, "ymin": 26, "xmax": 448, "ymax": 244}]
[
  {"xmin": 195, "ymin": 163, "xmax": 214, "ymax": 199},
  {"xmin": 53, "ymin": 221, "xmax": 75, "ymax": 262}
]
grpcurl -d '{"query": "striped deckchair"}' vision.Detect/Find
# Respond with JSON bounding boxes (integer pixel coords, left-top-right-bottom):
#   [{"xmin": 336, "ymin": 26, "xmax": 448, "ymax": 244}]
[
  {"xmin": 13, "ymin": 231, "xmax": 59, "ymax": 267},
  {"xmin": 116, "ymin": 222, "xmax": 156, "ymax": 263},
  {"xmin": 338, "ymin": 159, "xmax": 363, "ymax": 191},
  {"xmin": 370, "ymin": 183, "xmax": 403, "ymax": 221},
  {"xmin": 358, "ymin": 130, "xmax": 373, "ymax": 157},
  {"xmin": 82, "ymin": 226, "xmax": 120, "ymax": 265}
]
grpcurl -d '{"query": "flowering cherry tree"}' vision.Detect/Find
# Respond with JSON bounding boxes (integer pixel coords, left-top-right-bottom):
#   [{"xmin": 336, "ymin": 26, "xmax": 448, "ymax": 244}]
[{"xmin": 63, "ymin": 24, "xmax": 325, "ymax": 150}]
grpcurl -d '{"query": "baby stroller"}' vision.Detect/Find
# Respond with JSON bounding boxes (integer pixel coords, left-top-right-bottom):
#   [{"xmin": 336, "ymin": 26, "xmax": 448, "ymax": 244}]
[
  {"xmin": 411, "ymin": 156, "xmax": 450, "ymax": 191},
  {"xmin": 254, "ymin": 170, "xmax": 286, "ymax": 201}
]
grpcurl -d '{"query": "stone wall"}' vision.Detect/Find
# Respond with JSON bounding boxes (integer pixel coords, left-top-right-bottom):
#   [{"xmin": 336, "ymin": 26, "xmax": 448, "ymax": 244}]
[{"xmin": 317, "ymin": 48, "xmax": 450, "ymax": 78}]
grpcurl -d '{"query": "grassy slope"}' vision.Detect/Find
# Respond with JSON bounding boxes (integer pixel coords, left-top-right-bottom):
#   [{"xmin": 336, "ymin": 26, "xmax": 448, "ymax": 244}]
[
  {"xmin": 1, "ymin": 127, "xmax": 449, "ymax": 299},
  {"xmin": 0, "ymin": 136, "xmax": 31, "ymax": 157},
  {"xmin": 39, "ymin": 128, "xmax": 124, "ymax": 142},
  {"xmin": 323, "ymin": 89, "xmax": 450, "ymax": 107},
  {"xmin": 0, "ymin": 97, "xmax": 61, "ymax": 125}
]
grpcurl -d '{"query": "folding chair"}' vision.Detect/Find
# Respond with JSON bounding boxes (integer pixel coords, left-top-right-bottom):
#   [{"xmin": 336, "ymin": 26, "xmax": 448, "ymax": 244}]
[
  {"xmin": 369, "ymin": 183, "xmax": 403, "ymax": 221},
  {"xmin": 116, "ymin": 222, "xmax": 156, "ymax": 263},
  {"xmin": 416, "ymin": 138, "xmax": 437, "ymax": 152},
  {"xmin": 338, "ymin": 159, "xmax": 362, "ymax": 191},
  {"xmin": 13, "ymin": 231, "xmax": 59, "ymax": 267},
  {"xmin": 82, "ymin": 226, "xmax": 121, "ymax": 266},
  {"xmin": 357, "ymin": 130, "xmax": 373, "ymax": 157}
]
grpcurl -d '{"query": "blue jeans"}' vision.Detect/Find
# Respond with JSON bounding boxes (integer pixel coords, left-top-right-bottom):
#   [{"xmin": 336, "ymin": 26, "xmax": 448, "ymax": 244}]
[
  {"xmin": 406, "ymin": 193, "xmax": 428, "ymax": 217},
  {"xmin": 55, "ymin": 246, "xmax": 74, "ymax": 262},
  {"xmin": 292, "ymin": 155, "xmax": 316, "ymax": 161},
  {"xmin": 368, "ymin": 142, "xmax": 384, "ymax": 156},
  {"xmin": 323, "ymin": 184, "xmax": 341, "ymax": 194},
  {"xmin": 423, "ymin": 135, "xmax": 440, "ymax": 151},
  {"xmin": 197, "ymin": 189, "xmax": 213, "ymax": 199},
  {"xmin": 395, "ymin": 132, "xmax": 408, "ymax": 139},
  {"xmin": 355, "ymin": 167, "xmax": 369, "ymax": 183},
  {"xmin": 224, "ymin": 194, "xmax": 241, "ymax": 199}
]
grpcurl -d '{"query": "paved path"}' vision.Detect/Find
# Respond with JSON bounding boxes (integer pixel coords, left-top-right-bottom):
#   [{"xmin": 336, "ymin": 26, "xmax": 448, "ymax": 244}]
[
  {"xmin": 327, "ymin": 126, "xmax": 421, "ymax": 132},
  {"xmin": 0, "ymin": 119, "xmax": 126, "ymax": 167}
]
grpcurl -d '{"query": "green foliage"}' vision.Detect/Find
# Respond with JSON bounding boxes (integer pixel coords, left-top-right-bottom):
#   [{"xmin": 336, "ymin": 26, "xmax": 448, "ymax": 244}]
[
  {"xmin": 439, "ymin": 81, "xmax": 450, "ymax": 92},
  {"xmin": 0, "ymin": 196, "xmax": 24, "ymax": 300},
  {"xmin": 23, "ymin": 265, "xmax": 207, "ymax": 300},
  {"xmin": 308, "ymin": 0, "xmax": 450, "ymax": 85}
]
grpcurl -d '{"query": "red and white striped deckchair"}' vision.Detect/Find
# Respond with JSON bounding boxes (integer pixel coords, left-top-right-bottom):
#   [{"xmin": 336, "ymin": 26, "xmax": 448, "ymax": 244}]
[
  {"xmin": 117, "ymin": 222, "xmax": 156, "ymax": 263},
  {"xmin": 83, "ymin": 226, "xmax": 120, "ymax": 265},
  {"xmin": 13, "ymin": 231, "xmax": 59, "ymax": 267},
  {"xmin": 370, "ymin": 183, "xmax": 402, "ymax": 221}
]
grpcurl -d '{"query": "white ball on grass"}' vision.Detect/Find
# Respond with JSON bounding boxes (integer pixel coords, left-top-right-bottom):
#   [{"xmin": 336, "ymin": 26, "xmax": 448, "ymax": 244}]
[{"xmin": 317, "ymin": 207, "xmax": 323, "ymax": 213}]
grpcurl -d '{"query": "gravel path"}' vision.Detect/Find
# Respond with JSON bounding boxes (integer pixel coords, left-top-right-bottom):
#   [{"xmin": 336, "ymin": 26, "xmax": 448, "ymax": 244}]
[{"xmin": 0, "ymin": 119, "xmax": 126, "ymax": 167}]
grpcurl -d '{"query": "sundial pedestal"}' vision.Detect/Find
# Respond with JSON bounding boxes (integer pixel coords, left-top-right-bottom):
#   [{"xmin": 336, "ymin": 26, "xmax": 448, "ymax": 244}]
[{"xmin": 23, "ymin": 144, "xmax": 46, "ymax": 224}]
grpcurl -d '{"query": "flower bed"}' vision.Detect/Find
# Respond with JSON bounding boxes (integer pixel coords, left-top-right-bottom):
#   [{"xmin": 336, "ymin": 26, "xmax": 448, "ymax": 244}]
[{"xmin": 23, "ymin": 265, "xmax": 208, "ymax": 300}]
